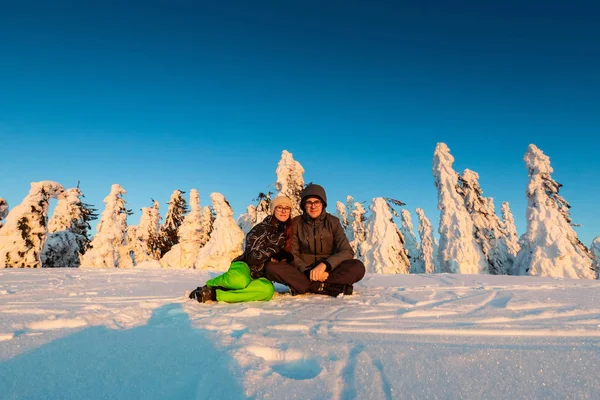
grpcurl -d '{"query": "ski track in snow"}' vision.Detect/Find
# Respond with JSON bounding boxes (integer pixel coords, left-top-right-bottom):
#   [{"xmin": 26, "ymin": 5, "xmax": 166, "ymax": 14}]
[{"xmin": 0, "ymin": 269, "xmax": 599, "ymax": 399}]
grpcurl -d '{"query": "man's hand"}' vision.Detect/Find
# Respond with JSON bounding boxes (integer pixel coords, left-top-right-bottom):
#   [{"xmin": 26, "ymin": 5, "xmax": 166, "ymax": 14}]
[{"xmin": 310, "ymin": 263, "xmax": 329, "ymax": 282}]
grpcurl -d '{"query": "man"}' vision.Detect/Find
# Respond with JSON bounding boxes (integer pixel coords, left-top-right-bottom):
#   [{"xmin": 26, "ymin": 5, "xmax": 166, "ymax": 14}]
[{"xmin": 265, "ymin": 183, "xmax": 366, "ymax": 297}]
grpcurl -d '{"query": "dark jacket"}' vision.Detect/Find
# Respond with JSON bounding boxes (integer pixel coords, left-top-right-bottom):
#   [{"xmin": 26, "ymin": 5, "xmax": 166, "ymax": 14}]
[
  {"xmin": 291, "ymin": 211, "xmax": 354, "ymax": 273},
  {"xmin": 233, "ymin": 215, "xmax": 291, "ymax": 279}
]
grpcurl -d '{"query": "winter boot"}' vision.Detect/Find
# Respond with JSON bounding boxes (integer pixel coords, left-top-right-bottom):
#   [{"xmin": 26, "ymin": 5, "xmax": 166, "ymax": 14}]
[
  {"xmin": 189, "ymin": 286, "xmax": 217, "ymax": 303},
  {"xmin": 309, "ymin": 282, "xmax": 350, "ymax": 297}
]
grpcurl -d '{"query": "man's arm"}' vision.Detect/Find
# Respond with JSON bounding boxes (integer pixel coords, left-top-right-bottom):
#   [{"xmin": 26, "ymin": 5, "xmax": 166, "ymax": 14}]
[
  {"xmin": 291, "ymin": 217, "xmax": 310, "ymax": 271},
  {"xmin": 324, "ymin": 217, "xmax": 354, "ymax": 270}
]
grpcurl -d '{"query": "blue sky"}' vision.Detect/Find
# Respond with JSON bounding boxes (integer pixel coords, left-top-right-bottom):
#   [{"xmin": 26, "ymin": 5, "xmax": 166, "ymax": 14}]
[{"xmin": 1, "ymin": 1, "xmax": 599, "ymax": 245}]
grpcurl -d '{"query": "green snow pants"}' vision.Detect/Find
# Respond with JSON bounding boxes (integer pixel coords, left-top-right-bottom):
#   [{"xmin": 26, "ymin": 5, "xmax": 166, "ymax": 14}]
[{"xmin": 205, "ymin": 261, "xmax": 275, "ymax": 303}]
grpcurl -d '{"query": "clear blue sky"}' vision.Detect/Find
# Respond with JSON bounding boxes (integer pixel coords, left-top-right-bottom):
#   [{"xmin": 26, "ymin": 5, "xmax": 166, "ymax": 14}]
[{"xmin": 1, "ymin": 1, "xmax": 599, "ymax": 245}]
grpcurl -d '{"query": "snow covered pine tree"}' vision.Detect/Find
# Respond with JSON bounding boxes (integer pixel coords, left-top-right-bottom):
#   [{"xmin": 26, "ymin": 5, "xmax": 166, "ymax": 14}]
[
  {"xmin": 514, "ymin": 144, "xmax": 595, "ymax": 279},
  {"xmin": 457, "ymin": 169, "xmax": 511, "ymax": 275},
  {"xmin": 275, "ymin": 150, "xmax": 305, "ymax": 217},
  {"xmin": 157, "ymin": 189, "xmax": 188, "ymax": 257},
  {"xmin": 41, "ymin": 187, "xmax": 98, "ymax": 268},
  {"xmin": 433, "ymin": 143, "xmax": 488, "ymax": 274},
  {"xmin": 416, "ymin": 208, "xmax": 439, "ymax": 273},
  {"xmin": 361, "ymin": 197, "xmax": 411, "ymax": 274},
  {"xmin": 80, "ymin": 184, "xmax": 130, "ymax": 268},
  {"xmin": 0, "ymin": 181, "xmax": 64, "ymax": 268},
  {"xmin": 400, "ymin": 209, "xmax": 425, "ymax": 273},
  {"xmin": 0, "ymin": 198, "xmax": 8, "ymax": 229},
  {"xmin": 195, "ymin": 193, "xmax": 244, "ymax": 270}
]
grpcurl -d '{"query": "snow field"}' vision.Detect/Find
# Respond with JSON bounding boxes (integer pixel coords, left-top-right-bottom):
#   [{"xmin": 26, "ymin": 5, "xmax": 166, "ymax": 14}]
[{"xmin": 1, "ymin": 269, "xmax": 598, "ymax": 399}]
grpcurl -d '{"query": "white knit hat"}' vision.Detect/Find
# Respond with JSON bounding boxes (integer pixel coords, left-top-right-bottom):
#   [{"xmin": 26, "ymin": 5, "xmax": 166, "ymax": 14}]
[{"xmin": 271, "ymin": 196, "xmax": 294, "ymax": 213}]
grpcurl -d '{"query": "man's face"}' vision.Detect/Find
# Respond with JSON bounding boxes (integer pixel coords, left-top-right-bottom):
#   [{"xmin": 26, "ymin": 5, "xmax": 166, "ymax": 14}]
[{"xmin": 304, "ymin": 197, "xmax": 323, "ymax": 219}]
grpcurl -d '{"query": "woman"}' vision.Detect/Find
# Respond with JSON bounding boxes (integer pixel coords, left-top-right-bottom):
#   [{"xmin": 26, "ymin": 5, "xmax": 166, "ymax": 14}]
[{"xmin": 188, "ymin": 195, "xmax": 294, "ymax": 303}]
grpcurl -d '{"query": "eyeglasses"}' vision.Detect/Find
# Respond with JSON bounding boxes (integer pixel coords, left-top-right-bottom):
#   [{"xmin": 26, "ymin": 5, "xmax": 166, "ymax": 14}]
[
  {"xmin": 305, "ymin": 200, "xmax": 322, "ymax": 208},
  {"xmin": 275, "ymin": 206, "xmax": 292, "ymax": 213}
]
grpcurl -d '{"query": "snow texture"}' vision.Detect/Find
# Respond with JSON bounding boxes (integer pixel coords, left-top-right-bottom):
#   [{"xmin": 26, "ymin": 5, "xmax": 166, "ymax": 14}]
[
  {"xmin": 416, "ymin": 208, "xmax": 439, "ymax": 274},
  {"xmin": 458, "ymin": 169, "xmax": 510, "ymax": 275},
  {"xmin": 433, "ymin": 143, "xmax": 488, "ymax": 274},
  {"xmin": 194, "ymin": 193, "xmax": 243, "ymax": 271},
  {"xmin": 361, "ymin": 197, "xmax": 410, "ymax": 274},
  {"xmin": 514, "ymin": 144, "xmax": 595, "ymax": 279},
  {"xmin": 0, "ymin": 181, "xmax": 64, "ymax": 268},
  {"xmin": 80, "ymin": 184, "xmax": 129, "ymax": 269},
  {"xmin": 274, "ymin": 150, "xmax": 305, "ymax": 217},
  {"xmin": 1, "ymin": 269, "xmax": 599, "ymax": 399},
  {"xmin": 400, "ymin": 209, "xmax": 425, "ymax": 273}
]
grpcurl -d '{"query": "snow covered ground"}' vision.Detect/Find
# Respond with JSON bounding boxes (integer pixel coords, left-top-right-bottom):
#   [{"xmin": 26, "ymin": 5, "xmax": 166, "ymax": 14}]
[{"xmin": 1, "ymin": 269, "xmax": 598, "ymax": 399}]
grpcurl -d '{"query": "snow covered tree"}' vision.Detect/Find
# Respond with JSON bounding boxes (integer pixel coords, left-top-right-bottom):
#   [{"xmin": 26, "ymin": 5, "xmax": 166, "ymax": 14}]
[
  {"xmin": 336, "ymin": 201, "xmax": 349, "ymax": 232},
  {"xmin": 416, "ymin": 208, "xmax": 439, "ymax": 274},
  {"xmin": 131, "ymin": 200, "xmax": 161, "ymax": 265},
  {"xmin": 349, "ymin": 200, "xmax": 367, "ymax": 258},
  {"xmin": 254, "ymin": 191, "xmax": 272, "ymax": 226},
  {"xmin": 457, "ymin": 169, "xmax": 510, "ymax": 275},
  {"xmin": 161, "ymin": 189, "xmax": 207, "ymax": 269},
  {"xmin": 361, "ymin": 197, "xmax": 411, "ymax": 274},
  {"xmin": 500, "ymin": 202, "xmax": 520, "ymax": 274},
  {"xmin": 237, "ymin": 204, "xmax": 257, "ymax": 237},
  {"xmin": 275, "ymin": 150, "xmax": 305, "ymax": 217},
  {"xmin": 0, "ymin": 198, "xmax": 8, "ymax": 229},
  {"xmin": 118, "ymin": 228, "xmax": 135, "ymax": 269},
  {"xmin": 80, "ymin": 184, "xmax": 130, "ymax": 268},
  {"xmin": 41, "ymin": 187, "xmax": 98, "ymax": 268},
  {"xmin": 433, "ymin": 143, "xmax": 487, "ymax": 274},
  {"xmin": 195, "ymin": 193, "xmax": 244, "ymax": 270},
  {"xmin": 514, "ymin": 144, "xmax": 595, "ymax": 279},
  {"xmin": 0, "ymin": 181, "xmax": 64, "ymax": 268},
  {"xmin": 40, "ymin": 231, "xmax": 81, "ymax": 268},
  {"xmin": 591, "ymin": 237, "xmax": 600, "ymax": 279},
  {"xmin": 123, "ymin": 226, "xmax": 138, "ymax": 267},
  {"xmin": 199, "ymin": 205, "xmax": 214, "ymax": 247},
  {"xmin": 401, "ymin": 209, "xmax": 425, "ymax": 273},
  {"xmin": 157, "ymin": 189, "xmax": 188, "ymax": 257},
  {"xmin": 177, "ymin": 190, "xmax": 206, "ymax": 268},
  {"xmin": 344, "ymin": 196, "xmax": 356, "ymax": 240}
]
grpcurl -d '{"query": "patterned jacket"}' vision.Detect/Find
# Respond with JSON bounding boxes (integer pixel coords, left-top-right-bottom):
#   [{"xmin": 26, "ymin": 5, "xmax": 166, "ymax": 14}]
[{"xmin": 233, "ymin": 215, "xmax": 289, "ymax": 279}]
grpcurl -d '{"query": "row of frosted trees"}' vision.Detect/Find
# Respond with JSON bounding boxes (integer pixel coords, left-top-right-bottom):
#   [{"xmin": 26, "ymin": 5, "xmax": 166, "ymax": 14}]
[
  {"xmin": 430, "ymin": 143, "xmax": 596, "ymax": 279},
  {"xmin": 0, "ymin": 184, "xmax": 220, "ymax": 269},
  {"xmin": 334, "ymin": 143, "xmax": 597, "ymax": 279},
  {"xmin": 1, "ymin": 147, "xmax": 599, "ymax": 277}
]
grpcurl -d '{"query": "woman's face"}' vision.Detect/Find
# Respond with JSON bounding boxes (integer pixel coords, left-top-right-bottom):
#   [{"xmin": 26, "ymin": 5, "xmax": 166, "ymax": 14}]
[{"xmin": 273, "ymin": 205, "xmax": 292, "ymax": 222}]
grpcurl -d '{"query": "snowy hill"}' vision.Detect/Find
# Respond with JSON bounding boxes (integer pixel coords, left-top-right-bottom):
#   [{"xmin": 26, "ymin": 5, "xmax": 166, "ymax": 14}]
[{"xmin": 1, "ymin": 269, "xmax": 598, "ymax": 399}]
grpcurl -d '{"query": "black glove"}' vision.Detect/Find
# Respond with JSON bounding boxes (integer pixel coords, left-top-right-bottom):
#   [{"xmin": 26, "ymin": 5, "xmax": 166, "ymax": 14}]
[{"xmin": 271, "ymin": 251, "xmax": 294, "ymax": 263}]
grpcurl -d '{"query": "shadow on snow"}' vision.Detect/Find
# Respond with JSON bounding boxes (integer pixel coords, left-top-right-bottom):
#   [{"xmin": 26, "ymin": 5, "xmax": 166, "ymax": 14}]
[{"xmin": 0, "ymin": 303, "xmax": 247, "ymax": 400}]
